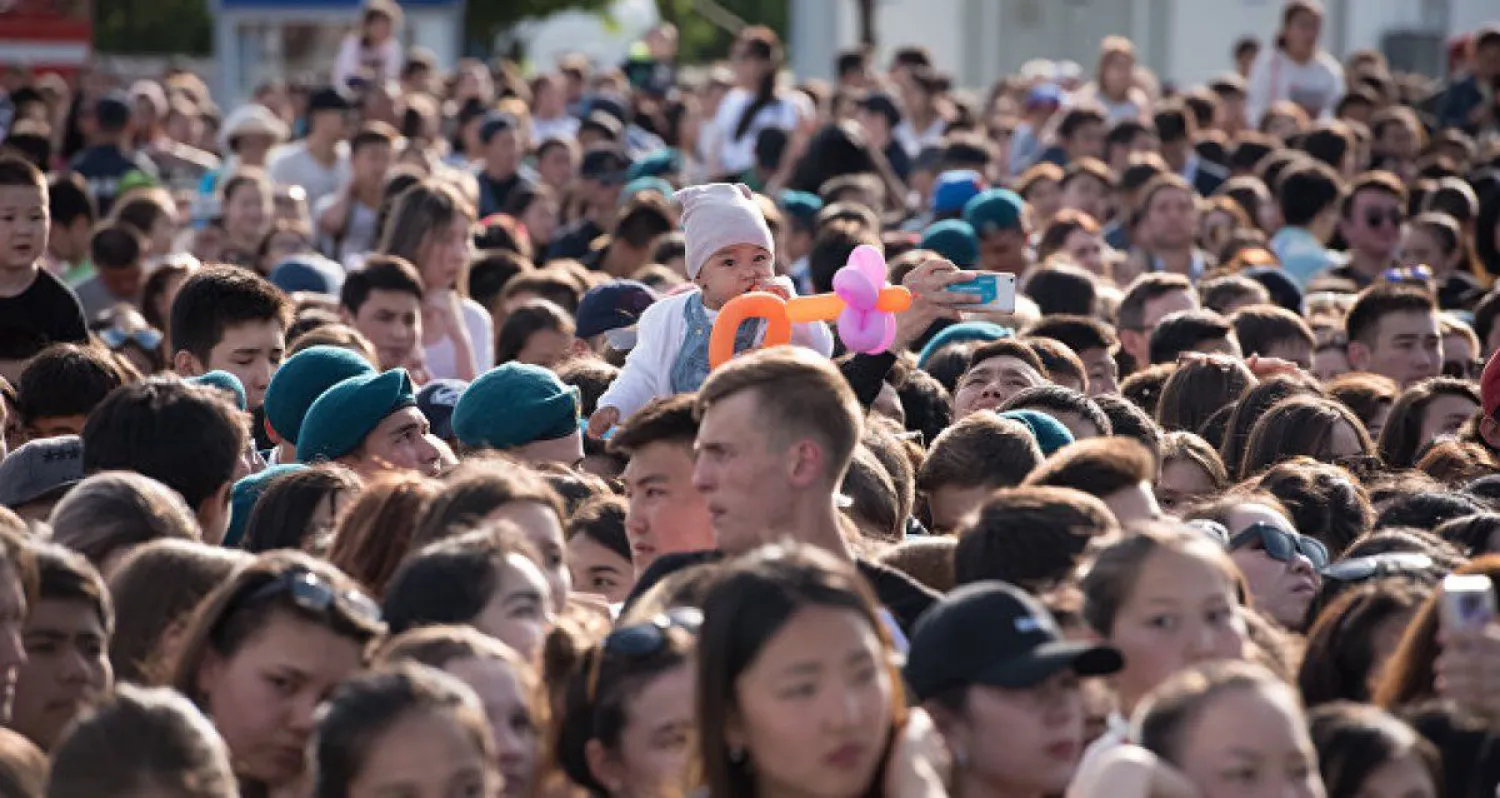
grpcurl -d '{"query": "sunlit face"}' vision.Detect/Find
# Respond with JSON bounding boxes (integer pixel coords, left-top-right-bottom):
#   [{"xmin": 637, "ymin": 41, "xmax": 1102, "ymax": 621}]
[
  {"xmin": 1341, "ymin": 189, "xmax": 1403, "ymax": 258},
  {"xmin": 621, "ymin": 442, "xmax": 716, "ymax": 572},
  {"xmin": 1079, "ymin": 347, "xmax": 1120, "ymax": 396},
  {"xmin": 1107, "ymin": 549, "xmax": 1247, "ymax": 714},
  {"xmin": 598, "ymin": 664, "xmax": 697, "ymax": 797},
  {"xmin": 695, "ymin": 243, "xmax": 775, "ymax": 311},
  {"xmin": 346, "ymin": 407, "xmax": 443, "ymax": 479},
  {"xmin": 1156, "ymin": 457, "xmax": 1215, "ymax": 515},
  {"xmin": 419, "ymin": 216, "xmax": 474, "ymax": 291},
  {"xmin": 471, "ymin": 553, "xmax": 555, "ymax": 663},
  {"xmin": 1026, "ymin": 180, "xmax": 1063, "ymax": 227},
  {"xmin": 1420, "ymin": 393, "xmax": 1479, "ymax": 444},
  {"xmin": 693, "ymin": 391, "xmax": 800, "ymax": 555},
  {"xmin": 444, "ymin": 656, "xmax": 539, "ymax": 798},
  {"xmin": 728, "ymin": 606, "xmax": 894, "ymax": 798},
  {"xmin": 350, "ymin": 288, "xmax": 421, "ymax": 370},
  {"xmin": 1351, "ymin": 310, "xmax": 1441, "ymax": 388},
  {"xmin": 1102, "ymin": 482, "xmax": 1165, "ymax": 527},
  {"xmin": 520, "ymin": 195, "xmax": 559, "ymax": 245},
  {"xmin": 197, "ymin": 611, "xmax": 366, "ymax": 789},
  {"xmin": 192, "ymin": 319, "xmax": 285, "ymax": 411},
  {"xmin": 952, "ymin": 356, "xmax": 1046, "ymax": 417},
  {"xmin": 12, "ymin": 598, "xmax": 112, "ymax": 751},
  {"xmin": 567, "ymin": 534, "xmax": 634, "ymax": 605},
  {"xmin": 351, "ymin": 141, "xmax": 393, "ymax": 188},
  {"xmin": 225, "ymin": 180, "xmax": 272, "ymax": 245},
  {"xmin": 344, "ymin": 707, "xmax": 500, "ymax": 798},
  {"xmin": 485, "ymin": 501, "xmax": 571, "ymax": 612},
  {"xmin": 1399, "ymin": 224, "xmax": 1456, "ymax": 275},
  {"xmin": 1172, "ymin": 685, "xmax": 1324, "ymax": 798},
  {"xmin": 933, "ymin": 673, "xmax": 1086, "ymax": 796},
  {"xmin": 978, "ymin": 229, "xmax": 1029, "ymax": 275},
  {"xmin": 1146, "ymin": 187, "xmax": 1198, "ymax": 250},
  {"xmin": 0, "ymin": 184, "xmax": 48, "ymax": 271},
  {"xmin": 1224, "ymin": 504, "xmax": 1319, "ymax": 630}
]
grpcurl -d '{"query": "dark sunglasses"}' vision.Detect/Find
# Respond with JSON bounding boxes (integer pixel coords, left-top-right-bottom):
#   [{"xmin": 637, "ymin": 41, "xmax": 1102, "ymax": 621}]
[
  {"xmin": 1229, "ymin": 522, "xmax": 1329, "ymax": 569},
  {"xmin": 99, "ymin": 326, "xmax": 163, "ymax": 351},
  {"xmin": 1320, "ymin": 552, "xmax": 1435, "ymax": 583},
  {"xmin": 588, "ymin": 607, "xmax": 702, "ymax": 701},
  {"xmin": 1444, "ymin": 359, "xmax": 1485, "ymax": 380},
  {"xmin": 236, "ymin": 567, "xmax": 383, "ymax": 627},
  {"xmin": 1364, "ymin": 207, "xmax": 1403, "ymax": 228}
]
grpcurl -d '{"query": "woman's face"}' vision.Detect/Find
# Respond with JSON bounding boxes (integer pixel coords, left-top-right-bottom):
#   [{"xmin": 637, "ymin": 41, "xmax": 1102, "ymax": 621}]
[
  {"xmin": 731, "ymin": 44, "xmax": 768, "ymax": 89},
  {"xmin": 1419, "ymin": 393, "xmax": 1479, "ymax": 444},
  {"xmin": 1101, "ymin": 52, "xmax": 1135, "ymax": 95},
  {"xmin": 520, "ymin": 196, "xmax": 559, "ymax": 245},
  {"xmin": 1108, "ymin": 549, "xmax": 1247, "ymax": 714},
  {"xmin": 485, "ymin": 501, "xmax": 572, "ymax": 611},
  {"xmin": 1399, "ymin": 225, "xmax": 1456, "ymax": 273},
  {"xmin": 729, "ymin": 605, "xmax": 893, "ymax": 798},
  {"xmin": 345, "ymin": 707, "xmax": 500, "ymax": 798},
  {"xmin": 1174, "ymin": 686, "xmax": 1324, "ymax": 798},
  {"xmin": 365, "ymin": 15, "xmax": 394, "ymax": 43},
  {"xmin": 1156, "ymin": 457, "xmax": 1215, "ymax": 514},
  {"xmin": 197, "ymin": 610, "xmax": 366, "ymax": 788},
  {"xmin": 1283, "ymin": 10, "xmax": 1323, "ymax": 57},
  {"xmin": 472, "ymin": 553, "xmax": 555, "ymax": 663},
  {"xmin": 445, "ymin": 656, "xmax": 539, "ymax": 798},
  {"xmin": 514, "ymin": 327, "xmax": 573, "ymax": 370},
  {"xmin": 1224, "ymin": 504, "xmax": 1319, "ymax": 630},
  {"xmin": 1027, "ymin": 180, "xmax": 1063, "ymax": 226},
  {"xmin": 1352, "ymin": 749, "xmax": 1437, "ymax": 798},
  {"xmin": 225, "ymin": 181, "xmax": 270, "ymax": 243},
  {"xmin": 600, "ymin": 663, "xmax": 697, "ymax": 797},
  {"xmin": 567, "ymin": 534, "xmax": 634, "ymax": 605},
  {"xmin": 941, "ymin": 673, "xmax": 1087, "ymax": 796},
  {"xmin": 1062, "ymin": 227, "xmax": 1105, "ymax": 274},
  {"xmin": 419, "ymin": 216, "xmax": 473, "ymax": 291}
]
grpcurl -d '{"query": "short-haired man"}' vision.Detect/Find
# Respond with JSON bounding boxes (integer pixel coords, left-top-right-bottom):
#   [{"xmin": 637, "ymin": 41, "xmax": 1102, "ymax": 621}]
[
  {"xmin": 1269, "ymin": 161, "xmax": 1344, "ymax": 286},
  {"xmin": 16, "ymin": 344, "xmax": 127, "ymax": 439},
  {"xmin": 452, "ymin": 363, "xmax": 585, "ymax": 468},
  {"xmin": 314, "ymin": 121, "xmax": 395, "ymax": 268},
  {"xmin": 82, "ymin": 377, "xmax": 247, "ymax": 543},
  {"xmin": 340, "ymin": 254, "xmax": 423, "ymax": 371},
  {"xmin": 1154, "ymin": 102, "xmax": 1227, "ymax": 196},
  {"xmin": 917, "ymin": 414, "xmax": 1043, "ymax": 534},
  {"xmin": 474, "ymin": 111, "xmax": 536, "ymax": 218},
  {"xmin": 1148, "ymin": 309, "xmax": 1240, "ymax": 364},
  {"xmin": 608, "ymin": 395, "xmax": 715, "ymax": 574},
  {"xmin": 1023, "ymin": 437, "xmax": 1164, "ymax": 526},
  {"xmin": 950, "ymin": 339, "xmax": 1049, "ymax": 419},
  {"xmin": 298, "ymin": 368, "xmax": 443, "ymax": 479},
  {"xmin": 73, "ymin": 224, "xmax": 146, "ymax": 318},
  {"xmin": 1116, "ymin": 273, "xmax": 1198, "ymax": 370},
  {"xmin": 1344, "ymin": 283, "xmax": 1442, "ymax": 388},
  {"xmin": 1056, "ymin": 104, "xmax": 1107, "ymax": 165},
  {"xmin": 262, "ymin": 345, "xmax": 377, "ymax": 464},
  {"xmin": 1231, "ymin": 304, "xmax": 1316, "ymax": 369},
  {"xmin": 962, "ymin": 189, "xmax": 1030, "ymax": 275},
  {"xmin": 11, "ymin": 544, "xmax": 113, "ymax": 752},
  {"xmin": 954, "ymin": 485, "xmax": 1120, "ymax": 592},
  {"xmin": 1025, "ymin": 314, "xmax": 1121, "ymax": 396},
  {"xmin": 1332, "ymin": 171, "xmax": 1407, "ymax": 287},
  {"xmin": 268, "ymin": 86, "xmax": 352, "ymax": 211},
  {"xmin": 170, "ymin": 265, "xmax": 290, "ymax": 412}
]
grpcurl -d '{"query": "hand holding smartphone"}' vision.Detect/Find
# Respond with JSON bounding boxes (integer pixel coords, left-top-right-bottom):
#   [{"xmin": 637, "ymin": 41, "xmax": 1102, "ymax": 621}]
[{"xmin": 945, "ymin": 272, "xmax": 1017, "ymax": 313}]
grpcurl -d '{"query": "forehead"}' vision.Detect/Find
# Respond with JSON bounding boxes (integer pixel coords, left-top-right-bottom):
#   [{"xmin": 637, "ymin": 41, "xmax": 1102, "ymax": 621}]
[
  {"xmin": 1351, "ymin": 187, "xmax": 1401, "ymax": 208},
  {"xmin": 363, "ymin": 288, "xmax": 421, "ymax": 310},
  {"xmin": 967, "ymin": 354, "xmax": 1039, "ymax": 379},
  {"xmin": 1373, "ymin": 309, "xmax": 1439, "ymax": 338},
  {"xmin": 371, "ymin": 405, "xmax": 426, "ymax": 436},
  {"xmin": 0, "ymin": 185, "xmax": 45, "ymax": 207},
  {"xmin": 699, "ymin": 391, "xmax": 765, "ymax": 438},
  {"xmin": 712, "ymin": 243, "xmax": 771, "ymax": 260},
  {"xmin": 214, "ymin": 319, "xmax": 286, "ymax": 350},
  {"xmin": 623, "ymin": 439, "xmax": 694, "ymax": 475},
  {"xmin": 28, "ymin": 597, "xmax": 106, "ymax": 632}
]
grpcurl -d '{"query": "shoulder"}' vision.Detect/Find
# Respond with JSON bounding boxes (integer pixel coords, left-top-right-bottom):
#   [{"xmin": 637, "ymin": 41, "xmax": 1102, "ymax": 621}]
[
  {"xmin": 460, "ymin": 297, "xmax": 491, "ymax": 325},
  {"xmin": 855, "ymin": 558, "xmax": 939, "ymax": 633},
  {"xmin": 640, "ymin": 289, "xmax": 695, "ymax": 323}
]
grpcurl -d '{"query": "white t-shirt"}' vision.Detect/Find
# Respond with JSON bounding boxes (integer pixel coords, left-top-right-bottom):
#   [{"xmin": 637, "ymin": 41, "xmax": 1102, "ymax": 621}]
[
  {"xmin": 423, "ymin": 297, "xmax": 494, "ymax": 381},
  {"xmin": 268, "ymin": 141, "xmax": 350, "ymax": 211},
  {"xmin": 893, "ymin": 117, "xmax": 947, "ymax": 159},
  {"xmin": 1246, "ymin": 48, "xmax": 1345, "ymax": 125},
  {"xmin": 333, "ymin": 34, "xmax": 403, "ymax": 90},
  {"xmin": 711, "ymin": 88, "xmax": 803, "ymax": 175}
]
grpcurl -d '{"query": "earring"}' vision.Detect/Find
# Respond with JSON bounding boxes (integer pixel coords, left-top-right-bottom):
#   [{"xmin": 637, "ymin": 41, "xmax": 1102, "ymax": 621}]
[{"xmin": 729, "ymin": 746, "xmax": 747, "ymax": 765}]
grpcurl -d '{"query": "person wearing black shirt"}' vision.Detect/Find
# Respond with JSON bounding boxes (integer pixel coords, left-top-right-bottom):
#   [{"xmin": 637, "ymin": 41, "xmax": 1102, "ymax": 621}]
[
  {"xmin": 68, "ymin": 91, "xmax": 159, "ymax": 216},
  {"xmin": 0, "ymin": 155, "xmax": 88, "ymax": 383},
  {"xmin": 474, "ymin": 111, "xmax": 536, "ymax": 218},
  {"xmin": 546, "ymin": 146, "xmax": 631, "ymax": 261}
]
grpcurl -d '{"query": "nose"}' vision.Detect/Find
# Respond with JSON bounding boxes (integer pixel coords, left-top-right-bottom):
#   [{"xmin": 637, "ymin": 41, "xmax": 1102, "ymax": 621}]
[
  {"xmin": 1288, "ymin": 552, "xmax": 1318, "ymax": 582},
  {"xmin": 1185, "ymin": 619, "xmax": 1221, "ymax": 661},
  {"xmin": 287, "ymin": 690, "xmax": 321, "ymax": 735},
  {"xmin": 692, "ymin": 459, "xmax": 715, "ymax": 494},
  {"xmin": 493, "ymin": 721, "xmax": 528, "ymax": 767},
  {"xmin": 625, "ymin": 502, "xmax": 649, "ymax": 538}
]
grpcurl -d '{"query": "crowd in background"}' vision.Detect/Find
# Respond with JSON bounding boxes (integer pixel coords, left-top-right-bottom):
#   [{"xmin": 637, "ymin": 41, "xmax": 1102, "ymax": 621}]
[{"xmin": 3, "ymin": 0, "xmax": 1500, "ymax": 795}]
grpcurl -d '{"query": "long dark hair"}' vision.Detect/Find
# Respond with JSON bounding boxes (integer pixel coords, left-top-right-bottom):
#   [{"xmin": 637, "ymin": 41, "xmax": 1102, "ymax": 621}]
[
  {"xmin": 1378, "ymin": 378, "xmax": 1481, "ymax": 469},
  {"xmin": 1310, "ymin": 702, "xmax": 1442, "ymax": 798},
  {"xmin": 242, "ymin": 465, "xmax": 362, "ymax": 554},
  {"xmin": 696, "ymin": 543, "xmax": 904, "ymax": 798},
  {"xmin": 732, "ymin": 27, "xmax": 784, "ymax": 141}
]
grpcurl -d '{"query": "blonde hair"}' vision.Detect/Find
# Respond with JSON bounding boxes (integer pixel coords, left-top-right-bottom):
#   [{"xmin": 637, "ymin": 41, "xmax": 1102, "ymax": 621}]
[{"xmin": 378, "ymin": 179, "xmax": 476, "ymax": 292}]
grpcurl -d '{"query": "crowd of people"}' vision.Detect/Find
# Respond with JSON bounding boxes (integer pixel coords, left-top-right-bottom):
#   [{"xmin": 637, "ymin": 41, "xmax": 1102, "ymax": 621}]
[{"xmin": 2, "ymin": 0, "xmax": 1500, "ymax": 794}]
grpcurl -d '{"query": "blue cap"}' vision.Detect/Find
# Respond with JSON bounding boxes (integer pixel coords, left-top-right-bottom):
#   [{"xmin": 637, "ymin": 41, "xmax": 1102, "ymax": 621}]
[
  {"xmin": 963, "ymin": 189, "xmax": 1026, "ymax": 235},
  {"xmin": 264, "ymin": 346, "xmax": 376, "ymax": 445},
  {"xmin": 624, "ymin": 148, "xmax": 683, "ymax": 182},
  {"xmin": 621, "ymin": 176, "xmax": 675, "ymax": 204},
  {"xmin": 575, "ymin": 280, "xmax": 659, "ymax": 339},
  {"xmin": 188, "ymin": 371, "xmax": 247, "ymax": 412},
  {"xmin": 917, "ymin": 321, "xmax": 1012, "ymax": 369},
  {"xmin": 931, "ymin": 170, "xmax": 985, "ymax": 214},
  {"xmin": 1025, "ymin": 83, "xmax": 1063, "ymax": 109},
  {"xmin": 226, "ymin": 464, "xmax": 305, "ymax": 548},
  {"xmin": 416, "ymin": 378, "xmax": 467, "ymax": 442},
  {"xmin": 453, "ymin": 364, "xmax": 582, "ymax": 450},
  {"xmin": 270, "ymin": 256, "xmax": 344, "ymax": 296},
  {"xmin": 298, "ymin": 369, "xmax": 417, "ymax": 463},
  {"xmin": 920, "ymin": 219, "xmax": 980, "ymax": 269},
  {"xmin": 778, "ymin": 190, "xmax": 824, "ymax": 224},
  {"xmin": 998, "ymin": 409, "xmax": 1075, "ymax": 457}
]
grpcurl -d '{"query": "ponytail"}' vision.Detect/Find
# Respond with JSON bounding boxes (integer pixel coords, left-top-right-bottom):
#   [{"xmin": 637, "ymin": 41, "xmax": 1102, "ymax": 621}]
[{"xmin": 733, "ymin": 29, "xmax": 783, "ymax": 142}]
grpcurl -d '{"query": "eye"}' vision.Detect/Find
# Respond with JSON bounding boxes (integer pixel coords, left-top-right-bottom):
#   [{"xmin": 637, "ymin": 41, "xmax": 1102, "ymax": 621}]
[{"xmin": 1146, "ymin": 614, "xmax": 1178, "ymax": 631}]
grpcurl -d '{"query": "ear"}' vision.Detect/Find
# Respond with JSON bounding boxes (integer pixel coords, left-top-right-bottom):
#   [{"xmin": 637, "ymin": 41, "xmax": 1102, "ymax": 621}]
[
  {"xmin": 173, "ymin": 350, "xmax": 206, "ymax": 377},
  {"xmin": 1346, "ymin": 340, "xmax": 1371, "ymax": 372},
  {"xmin": 338, "ymin": 307, "xmax": 355, "ymax": 325},
  {"xmin": 785, "ymin": 438, "xmax": 827, "ymax": 489},
  {"xmin": 584, "ymin": 739, "xmax": 624, "ymax": 794},
  {"xmin": 196, "ymin": 647, "xmax": 226, "ymax": 709}
]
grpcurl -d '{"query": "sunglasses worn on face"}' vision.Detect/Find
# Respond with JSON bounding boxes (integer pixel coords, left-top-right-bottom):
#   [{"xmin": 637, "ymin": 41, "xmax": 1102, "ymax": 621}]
[
  {"xmin": 587, "ymin": 607, "xmax": 702, "ymax": 701},
  {"xmin": 1444, "ymin": 359, "xmax": 1485, "ymax": 380},
  {"xmin": 1364, "ymin": 208, "xmax": 1403, "ymax": 228},
  {"xmin": 1229, "ymin": 522, "xmax": 1329, "ymax": 569}
]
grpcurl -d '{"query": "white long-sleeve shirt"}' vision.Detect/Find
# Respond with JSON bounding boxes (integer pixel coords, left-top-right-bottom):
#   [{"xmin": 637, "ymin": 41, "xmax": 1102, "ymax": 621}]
[
  {"xmin": 1245, "ymin": 48, "xmax": 1344, "ymax": 126},
  {"xmin": 597, "ymin": 288, "xmax": 835, "ymax": 421},
  {"xmin": 333, "ymin": 35, "xmax": 403, "ymax": 91},
  {"xmin": 423, "ymin": 297, "xmax": 494, "ymax": 381}
]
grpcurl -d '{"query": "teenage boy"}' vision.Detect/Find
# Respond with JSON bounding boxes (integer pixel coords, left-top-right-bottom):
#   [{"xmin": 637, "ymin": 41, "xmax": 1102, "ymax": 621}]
[
  {"xmin": 1025, "ymin": 315, "xmax": 1121, "ymax": 396},
  {"xmin": 1332, "ymin": 171, "xmax": 1407, "ymax": 287},
  {"xmin": 0, "ymin": 156, "xmax": 89, "ymax": 379},
  {"xmin": 1270, "ymin": 161, "xmax": 1345, "ymax": 287},
  {"xmin": 297, "ymin": 368, "xmax": 444, "ymax": 480},
  {"xmin": 607, "ymin": 394, "xmax": 715, "ymax": 574},
  {"xmin": 16, "ymin": 344, "xmax": 127, "ymax": 440},
  {"xmin": 1344, "ymin": 283, "xmax": 1443, "ymax": 388},
  {"xmin": 10, "ymin": 544, "xmax": 113, "ymax": 752},
  {"xmin": 269, "ymin": 86, "xmax": 352, "ymax": 210},
  {"xmin": 73, "ymin": 224, "xmax": 146, "ymax": 318},
  {"xmin": 82, "ymin": 377, "xmax": 248, "ymax": 544},
  {"xmin": 451, "ymin": 363, "xmax": 585, "ymax": 468},
  {"xmin": 43, "ymin": 174, "xmax": 96, "ymax": 283},
  {"xmin": 1024, "ymin": 437, "xmax": 1165, "ymax": 526},
  {"xmin": 169, "ymin": 264, "xmax": 290, "ymax": 413},
  {"xmin": 917, "ymin": 413, "xmax": 1043, "ymax": 534},
  {"xmin": 1231, "ymin": 305, "xmax": 1317, "ymax": 369},
  {"xmin": 315, "ymin": 122, "xmax": 396, "ymax": 268},
  {"xmin": 340, "ymin": 255, "xmax": 423, "ymax": 371},
  {"xmin": 474, "ymin": 111, "xmax": 536, "ymax": 218}
]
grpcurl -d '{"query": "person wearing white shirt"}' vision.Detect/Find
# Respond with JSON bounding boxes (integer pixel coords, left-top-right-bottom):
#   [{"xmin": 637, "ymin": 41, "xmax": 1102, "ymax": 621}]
[
  {"xmin": 268, "ymin": 87, "xmax": 352, "ymax": 211},
  {"xmin": 709, "ymin": 27, "xmax": 803, "ymax": 178},
  {"xmin": 1246, "ymin": 0, "xmax": 1345, "ymax": 125},
  {"xmin": 332, "ymin": 1, "xmax": 404, "ymax": 91}
]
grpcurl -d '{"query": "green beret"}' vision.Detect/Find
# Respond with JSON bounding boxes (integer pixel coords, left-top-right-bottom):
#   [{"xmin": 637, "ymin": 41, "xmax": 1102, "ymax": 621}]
[
  {"xmin": 188, "ymin": 370, "xmax": 247, "ymax": 411},
  {"xmin": 621, "ymin": 176, "xmax": 675, "ymax": 205},
  {"xmin": 998, "ymin": 409, "xmax": 1075, "ymax": 457},
  {"xmin": 452, "ymin": 363, "xmax": 581, "ymax": 451},
  {"xmin": 298, "ymin": 369, "xmax": 417, "ymax": 464},
  {"xmin": 919, "ymin": 219, "xmax": 980, "ymax": 268},
  {"xmin": 264, "ymin": 346, "xmax": 376, "ymax": 445},
  {"xmin": 962, "ymin": 188, "xmax": 1025, "ymax": 236},
  {"xmin": 624, "ymin": 148, "xmax": 682, "ymax": 181},
  {"xmin": 777, "ymin": 190, "xmax": 824, "ymax": 223}
]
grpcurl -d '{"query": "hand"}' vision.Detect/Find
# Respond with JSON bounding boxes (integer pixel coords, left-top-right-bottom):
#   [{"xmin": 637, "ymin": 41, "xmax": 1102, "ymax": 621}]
[
  {"xmin": 1243, "ymin": 354, "xmax": 1300, "ymax": 379},
  {"xmin": 756, "ymin": 276, "xmax": 793, "ymax": 301},
  {"xmin": 883, "ymin": 707, "xmax": 951, "ymax": 798},
  {"xmin": 587, "ymin": 406, "xmax": 621, "ymax": 440},
  {"xmin": 423, "ymin": 290, "xmax": 457, "ymax": 340},
  {"xmin": 1436, "ymin": 623, "xmax": 1500, "ymax": 723},
  {"xmin": 891, "ymin": 259, "xmax": 982, "ymax": 352}
]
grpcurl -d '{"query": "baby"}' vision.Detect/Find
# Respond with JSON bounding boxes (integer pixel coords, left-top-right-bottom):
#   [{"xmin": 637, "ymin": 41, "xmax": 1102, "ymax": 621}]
[{"xmin": 588, "ymin": 183, "xmax": 833, "ymax": 435}]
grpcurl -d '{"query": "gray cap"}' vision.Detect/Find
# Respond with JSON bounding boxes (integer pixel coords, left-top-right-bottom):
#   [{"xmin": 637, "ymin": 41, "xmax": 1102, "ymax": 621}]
[{"xmin": 0, "ymin": 435, "xmax": 85, "ymax": 508}]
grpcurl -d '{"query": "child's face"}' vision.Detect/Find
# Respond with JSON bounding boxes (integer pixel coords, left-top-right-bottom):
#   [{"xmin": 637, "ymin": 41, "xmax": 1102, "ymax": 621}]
[
  {"xmin": 695, "ymin": 243, "xmax": 774, "ymax": 308},
  {"xmin": 0, "ymin": 184, "xmax": 49, "ymax": 271}
]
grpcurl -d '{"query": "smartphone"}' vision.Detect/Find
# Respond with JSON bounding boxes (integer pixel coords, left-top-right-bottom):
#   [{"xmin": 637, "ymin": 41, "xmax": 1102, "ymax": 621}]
[
  {"xmin": 947, "ymin": 272, "xmax": 1017, "ymax": 313},
  {"xmin": 1441, "ymin": 573, "xmax": 1496, "ymax": 634}
]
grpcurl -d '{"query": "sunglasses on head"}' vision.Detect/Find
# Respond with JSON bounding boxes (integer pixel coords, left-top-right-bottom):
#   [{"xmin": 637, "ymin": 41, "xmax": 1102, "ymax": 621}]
[
  {"xmin": 1319, "ymin": 552, "xmax": 1435, "ymax": 583},
  {"xmin": 1229, "ymin": 522, "xmax": 1329, "ymax": 569},
  {"xmin": 1364, "ymin": 207, "xmax": 1403, "ymax": 228},
  {"xmin": 1382, "ymin": 264, "xmax": 1433, "ymax": 285},
  {"xmin": 587, "ymin": 607, "xmax": 702, "ymax": 701},
  {"xmin": 99, "ymin": 326, "xmax": 163, "ymax": 351},
  {"xmin": 235, "ymin": 567, "xmax": 383, "ymax": 627}
]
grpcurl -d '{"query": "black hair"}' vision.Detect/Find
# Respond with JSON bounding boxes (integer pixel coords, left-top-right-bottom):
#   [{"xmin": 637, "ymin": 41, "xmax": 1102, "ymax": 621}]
[
  {"xmin": 1094, "ymin": 393, "xmax": 1165, "ymax": 459},
  {"xmin": 340, "ymin": 254, "xmax": 424, "ymax": 315},
  {"xmin": 997, "ymin": 384, "xmax": 1112, "ymax": 437},
  {"xmin": 732, "ymin": 28, "xmax": 783, "ymax": 142},
  {"xmin": 16, "ymin": 343, "xmax": 126, "ymax": 424},
  {"xmin": 494, "ymin": 299, "xmax": 574, "ymax": 365},
  {"xmin": 565, "ymin": 495, "xmax": 632, "ymax": 564},
  {"xmin": 1025, "ymin": 265, "xmax": 1097, "ymax": 317},
  {"xmin": 90, "ymin": 224, "xmax": 144, "ymax": 271},
  {"xmin": 1375, "ymin": 492, "xmax": 1486, "ymax": 532},
  {"xmin": 381, "ymin": 528, "xmax": 543, "ymax": 635},
  {"xmin": 895, "ymin": 367, "xmax": 952, "ymax": 448},
  {"xmin": 1025, "ymin": 315, "xmax": 1118, "ymax": 355},
  {"xmin": 1148, "ymin": 310, "xmax": 1234, "ymax": 364},
  {"xmin": 242, "ymin": 465, "xmax": 363, "ymax": 554},
  {"xmin": 169, "ymin": 266, "xmax": 290, "ymax": 365},
  {"xmin": 1278, "ymin": 161, "xmax": 1344, "ymax": 227},
  {"xmin": 48, "ymin": 172, "xmax": 96, "ymax": 227}
]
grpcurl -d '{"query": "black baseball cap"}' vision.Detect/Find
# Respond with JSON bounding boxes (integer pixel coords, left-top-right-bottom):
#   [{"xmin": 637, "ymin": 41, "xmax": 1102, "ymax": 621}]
[
  {"xmin": 905, "ymin": 582, "xmax": 1122, "ymax": 701},
  {"xmin": 479, "ymin": 110, "xmax": 519, "ymax": 144},
  {"xmin": 580, "ymin": 146, "xmax": 632, "ymax": 184},
  {"xmin": 856, "ymin": 91, "xmax": 902, "ymax": 128},
  {"xmin": 307, "ymin": 86, "xmax": 353, "ymax": 115}
]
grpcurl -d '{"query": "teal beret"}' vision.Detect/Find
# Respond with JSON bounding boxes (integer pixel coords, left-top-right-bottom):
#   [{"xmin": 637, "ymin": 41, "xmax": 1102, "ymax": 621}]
[
  {"xmin": 621, "ymin": 176, "xmax": 675, "ymax": 205},
  {"xmin": 188, "ymin": 371, "xmax": 247, "ymax": 411},
  {"xmin": 777, "ymin": 190, "xmax": 824, "ymax": 223},
  {"xmin": 917, "ymin": 321, "xmax": 1012, "ymax": 370},
  {"xmin": 264, "ymin": 346, "xmax": 376, "ymax": 445},
  {"xmin": 919, "ymin": 219, "xmax": 980, "ymax": 268},
  {"xmin": 226, "ymin": 464, "xmax": 304, "ymax": 547},
  {"xmin": 962, "ymin": 188, "xmax": 1025, "ymax": 236},
  {"xmin": 998, "ymin": 409, "xmax": 1075, "ymax": 457},
  {"xmin": 624, "ymin": 148, "xmax": 682, "ymax": 181},
  {"xmin": 453, "ymin": 363, "xmax": 582, "ymax": 451},
  {"xmin": 298, "ymin": 369, "xmax": 417, "ymax": 464}
]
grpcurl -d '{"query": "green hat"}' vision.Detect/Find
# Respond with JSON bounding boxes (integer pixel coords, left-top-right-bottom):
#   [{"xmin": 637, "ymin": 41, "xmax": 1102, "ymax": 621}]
[
  {"xmin": 298, "ymin": 369, "xmax": 417, "ymax": 464},
  {"xmin": 624, "ymin": 148, "xmax": 682, "ymax": 182},
  {"xmin": 917, "ymin": 321, "xmax": 1012, "ymax": 369},
  {"xmin": 452, "ymin": 363, "xmax": 582, "ymax": 451},
  {"xmin": 998, "ymin": 409, "xmax": 1075, "ymax": 457},
  {"xmin": 621, "ymin": 176, "xmax": 675, "ymax": 205},
  {"xmin": 777, "ymin": 190, "xmax": 824, "ymax": 223},
  {"xmin": 226, "ymin": 464, "xmax": 304, "ymax": 548},
  {"xmin": 963, "ymin": 188, "xmax": 1025, "ymax": 236},
  {"xmin": 264, "ymin": 346, "xmax": 376, "ymax": 445},
  {"xmin": 188, "ymin": 370, "xmax": 247, "ymax": 411},
  {"xmin": 919, "ymin": 219, "xmax": 980, "ymax": 268}
]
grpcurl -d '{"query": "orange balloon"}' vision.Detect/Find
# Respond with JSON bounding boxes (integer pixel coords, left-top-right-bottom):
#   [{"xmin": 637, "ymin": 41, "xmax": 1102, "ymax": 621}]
[
  {"xmin": 708, "ymin": 292, "xmax": 793, "ymax": 369},
  {"xmin": 785, "ymin": 294, "xmax": 844, "ymax": 323}
]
